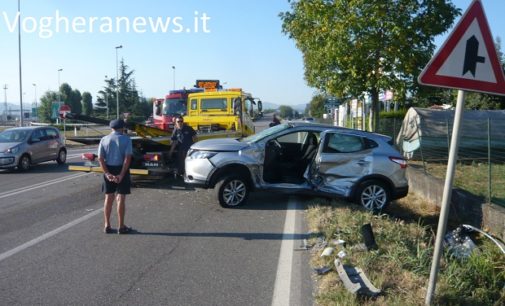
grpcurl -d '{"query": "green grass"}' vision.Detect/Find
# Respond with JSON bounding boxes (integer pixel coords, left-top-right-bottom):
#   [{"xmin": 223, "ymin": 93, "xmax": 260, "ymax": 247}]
[
  {"xmin": 307, "ymin": 197, "xmax": 505, "ymax": 306},
  {"xmin": 418, "ymin": 161, "xmax": 505, "ymax": 207}
]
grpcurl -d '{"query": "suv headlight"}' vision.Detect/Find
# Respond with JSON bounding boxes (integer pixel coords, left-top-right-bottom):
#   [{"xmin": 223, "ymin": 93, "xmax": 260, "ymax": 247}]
[
  {"xmin": 6, "ymin": 145, "xmax": 20, "ymax": 154},
  {"xmin": 188, "ymin": 150, "xmax": 217, "ymax": 160}
]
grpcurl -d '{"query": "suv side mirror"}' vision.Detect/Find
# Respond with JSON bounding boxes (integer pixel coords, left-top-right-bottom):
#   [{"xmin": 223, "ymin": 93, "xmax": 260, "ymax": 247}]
[{"xmin": 257, "ymin": 100, "xmax": 263, "ymax": 112}]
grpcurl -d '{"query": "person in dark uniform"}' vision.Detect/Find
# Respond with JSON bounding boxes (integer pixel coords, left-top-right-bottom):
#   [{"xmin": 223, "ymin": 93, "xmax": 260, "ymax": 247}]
[
  {"xmin": 270, "ymin": 114, "xmax": 281, "ymax": 127},
  {"xmin": 169, "ymin": 116, "xmax": 197, "ymax": 176},
  {"xmin": 98, "ymin": 119, "xmax": 133, "ymax": 234}
]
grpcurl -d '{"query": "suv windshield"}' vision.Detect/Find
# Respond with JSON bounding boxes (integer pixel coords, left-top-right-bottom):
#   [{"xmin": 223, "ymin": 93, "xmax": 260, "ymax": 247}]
[
  {"xmin": 240, "ymin": 123, "xmax": 290, "ymax": 143},
  {"xmin": 0, "ymin": 130, "xmax": 29, "ymax": 142},
  {"xmin": 163, "ymin": 98, "xmax": 186, "ymax": 115}
]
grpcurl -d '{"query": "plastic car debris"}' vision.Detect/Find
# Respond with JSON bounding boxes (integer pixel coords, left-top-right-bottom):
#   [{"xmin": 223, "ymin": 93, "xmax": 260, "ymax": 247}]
[
  {"xmin": 314, "ymin": 266, "xmax": 332, "ymax": 275},
  {"xmin": 461, "ymin": 224, "xmax": 505, "ymax": 254},
  {"xmin": 361, "ymin": 223, "xmax": 378, "ymax": 251},
  {"xmin": 334, "ymin": 259, "xmax": 381, "ymax": 297},
  {"xmin": 330, "ymin": 239, "xmax": 346, "ymax": 247},
  {"xmin": 337, "ymin": 250, "xmax": 347, "ymax": 258},
  {"xmin": 295, "ymin": 239, "xmax": 312, "ymax": 251},
  {"xmin": 350, "ymin": 243, "xmax": 368, "ymax": 252},
  {"xmin": 444, "ymin": 226, "xmax": 477, "ymax": 259},
  {"xmin": 321, "ymin": 247, "xmax": 335, "ymax": 257},
  {"xmin": 312, "ymin": 236, "xmax": 328, "ymax": 251}
]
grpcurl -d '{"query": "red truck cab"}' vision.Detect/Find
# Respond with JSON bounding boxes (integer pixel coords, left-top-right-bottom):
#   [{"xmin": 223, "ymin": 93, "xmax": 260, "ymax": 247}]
[{"xmin": 152, "ymin": 88, "xmax": 204, "ymax": 131}]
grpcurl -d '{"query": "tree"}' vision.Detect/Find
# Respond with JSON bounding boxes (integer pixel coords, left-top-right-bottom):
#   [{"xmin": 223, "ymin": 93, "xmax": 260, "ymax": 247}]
[
  {"xmin": 82, "ymin": 92, "xmax": 93, "ymax": 116},
  {"xmin": 280, "ymin": 0, "xmax": 460, "ymax": 131},
  {"xmin": 95, "ymin": 76, "xmax": 115, "ymax": 118},
  {"xmin": 71, "ymin": 89, "xmax": 82, "ymax": 115},
  {"xmin": 278, "ymin": 105, "xmax": 294, "ymax": 118},
  {"xmin": 308, "ymin": 94, "xmax": 326, "ymax": 118},
  {"xmin": 38, "ymin": 91, "xmax": 58, "ymax": 123},
  {"xmin": 95, "ymin": 60, "xmax": 146, "ymax": 120}
]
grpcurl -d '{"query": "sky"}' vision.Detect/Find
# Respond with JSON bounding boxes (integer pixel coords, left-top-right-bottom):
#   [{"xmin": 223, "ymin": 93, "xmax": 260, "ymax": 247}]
[{"xmin": 1, "ymin": 0, "xmax": 504, "ymax": 111}]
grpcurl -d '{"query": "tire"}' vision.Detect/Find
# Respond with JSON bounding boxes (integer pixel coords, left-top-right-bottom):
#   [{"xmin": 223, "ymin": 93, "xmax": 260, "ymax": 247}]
[
  {"xmin": 56, "ymin": 149, "xmax": 67, "ymax": 165},
  {"xmin": 18, "ymin": 154, "xmax": 31, "ymax": 171},
  {"xmin": 215, "ymin": 175, "xmax": 250, "ymax": 208},
  {"xmin": 355, "ymin": 180, "xmax": 390, "ymax": 211}
]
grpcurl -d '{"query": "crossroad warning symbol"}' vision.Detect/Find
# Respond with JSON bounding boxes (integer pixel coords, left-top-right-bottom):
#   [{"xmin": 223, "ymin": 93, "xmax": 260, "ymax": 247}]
[{"xmin": 418, "ymin": 0, "xmax": 505, "ymax": 96}]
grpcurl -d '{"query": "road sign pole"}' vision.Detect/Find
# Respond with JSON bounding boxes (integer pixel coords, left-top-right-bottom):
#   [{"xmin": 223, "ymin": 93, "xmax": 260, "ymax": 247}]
[
  {"xmin": 63, "ymin": 118, "xmax": 66, "ymax": 145},
  {"xmin": 425, "ymin": 90, "xmax": 466, "ymax": 305}
]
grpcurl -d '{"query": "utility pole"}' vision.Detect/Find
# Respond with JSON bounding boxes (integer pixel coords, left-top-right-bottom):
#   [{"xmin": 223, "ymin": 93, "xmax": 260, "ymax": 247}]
[
  {"xmin": 105, "ymin": 75, "xmax": 109, "ymax": 119},
  {"xmin": 18, "ymin": 0, "xmax": 24, "ymax": 126},
  {"xmin": 115, "ymin": 45, "xmax": 123, "ymax": 119},
  {"xmin": 3, "ymin": 84, "xmax": 7, "ymax": 121}
]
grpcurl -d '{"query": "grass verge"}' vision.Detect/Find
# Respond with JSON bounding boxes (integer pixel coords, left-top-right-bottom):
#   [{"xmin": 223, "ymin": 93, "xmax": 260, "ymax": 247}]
[{"xmin": 306, "ymin": 193, "xmax": 505, "ymax": 306}]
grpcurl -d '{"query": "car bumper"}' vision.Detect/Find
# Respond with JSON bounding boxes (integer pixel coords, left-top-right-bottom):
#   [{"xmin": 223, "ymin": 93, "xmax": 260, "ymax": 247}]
[
  {"xmin": 184, "ymin": 157, "xmax": 215, "ymax": 187},
  {"xmin": 0, "ymin": 155, "xmax": 18, "ymax": 169},
  {"xmin": 392, "ymin": 185, "xmax": 409, "ymax": 200}
]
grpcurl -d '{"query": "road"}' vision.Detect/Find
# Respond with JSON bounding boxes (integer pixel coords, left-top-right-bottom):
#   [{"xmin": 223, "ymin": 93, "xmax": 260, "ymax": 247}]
[{"xmin": 0, "ymin": 116, "xmax": 314, "ymax": 305}]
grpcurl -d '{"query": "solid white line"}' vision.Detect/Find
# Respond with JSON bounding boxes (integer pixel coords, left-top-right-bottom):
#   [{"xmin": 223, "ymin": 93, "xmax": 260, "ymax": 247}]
[
  {"xmin": 0, "ymin": 172, "xmax": 90, "ymax": 199},
  {"xmin": 271, "ymin": 197, "xmax": 297, "ymax": 306},
  {"xmin": 0, "ymin": 208, "xmax": 103, "ymax": 262}
]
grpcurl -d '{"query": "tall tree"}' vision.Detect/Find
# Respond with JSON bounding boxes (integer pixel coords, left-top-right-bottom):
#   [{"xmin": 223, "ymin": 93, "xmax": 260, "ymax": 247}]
[
  {"xmin": 38, "ymin": 91, "xmax": 58, "ymax": 123},
  {"xmin": 95, "ymin": 77, "xmax": 116, "ymax": 118},
  {"xmin": 82, "ymin": 92, "xmax": 93, "ymax": 116},
  {"xmin": 95, "ymin": 60, "xmax": 147, "ymax": 120},
  {"xmin": 308, "ymin": 93, "xmax": 326, "ymax": 118},
  {"xmin": 280, "ymin": 0, "xmax": 460, "ymax": 131},
  {"xmin": 71, "ymin": 89, "xmax": 82, "ymax": 115}
]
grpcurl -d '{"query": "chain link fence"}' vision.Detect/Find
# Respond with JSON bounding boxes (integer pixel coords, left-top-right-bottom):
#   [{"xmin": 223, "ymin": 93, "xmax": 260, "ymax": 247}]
[{"xmin": 390, "ymin": 116, "xmax": 505, "ymax": 208}]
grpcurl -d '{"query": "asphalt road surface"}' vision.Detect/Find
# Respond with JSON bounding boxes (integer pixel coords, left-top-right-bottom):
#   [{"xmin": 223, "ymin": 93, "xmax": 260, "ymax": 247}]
[{"xmin": 0, "ymin": 116, "xmax": 315, "ymax": 305}]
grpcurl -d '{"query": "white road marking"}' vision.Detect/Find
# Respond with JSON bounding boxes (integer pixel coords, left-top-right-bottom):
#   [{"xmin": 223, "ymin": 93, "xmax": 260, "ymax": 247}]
[
  {"xmin": 0, "ymin": 208, "xmax": 103, "ymax": 262},
  {"xmin": 271, "ymin": 197, "xmax": 298, "ymax": 306},
  {"xmin": 0, "ymin": 172, "xmax": 90, "ymax": 199}
]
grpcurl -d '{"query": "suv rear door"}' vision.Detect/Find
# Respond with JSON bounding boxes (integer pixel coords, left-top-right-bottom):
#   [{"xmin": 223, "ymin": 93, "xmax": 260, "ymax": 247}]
[{"xmin": 308, "ymin": 130, "xmax": 374, "ymax": 197}]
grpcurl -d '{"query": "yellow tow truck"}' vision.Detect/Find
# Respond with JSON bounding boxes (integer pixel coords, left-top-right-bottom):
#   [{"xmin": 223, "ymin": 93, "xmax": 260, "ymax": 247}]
[{"xmin": 68, "ymin": 80, "xmax": 262, "ymax": 176}]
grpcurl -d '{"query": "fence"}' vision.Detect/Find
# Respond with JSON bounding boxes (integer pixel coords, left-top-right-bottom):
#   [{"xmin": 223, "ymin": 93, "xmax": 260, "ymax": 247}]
[{"xmin": 392, "ymin": 117, "xmax": 505, "ymax": 208}]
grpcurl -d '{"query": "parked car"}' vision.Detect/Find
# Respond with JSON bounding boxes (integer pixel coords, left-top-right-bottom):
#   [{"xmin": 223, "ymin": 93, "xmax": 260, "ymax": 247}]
[
  {"xmin": 185, "ymin": 122, "xmax": 408, "ymax": 211},
  {"xmin": 0, "ymin": 126, "xmax": 67, "ymax": 171}
]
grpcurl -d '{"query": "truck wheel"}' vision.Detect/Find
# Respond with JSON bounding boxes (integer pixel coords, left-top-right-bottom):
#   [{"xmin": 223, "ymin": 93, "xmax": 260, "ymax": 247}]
[
  {"xmin": 56, "ymin": 149, "xmax": 67, "ymax": 165},
  {"xmin": 18, "ymin": 154, "xmax": 31, "ymax": 171},
  {"xmin": 215, "ymin": 175, "xmax": 250, "ymax": 208},
  {"xmin": 355, "ymin": 180, "xmax": 390, "ymax": 212}
]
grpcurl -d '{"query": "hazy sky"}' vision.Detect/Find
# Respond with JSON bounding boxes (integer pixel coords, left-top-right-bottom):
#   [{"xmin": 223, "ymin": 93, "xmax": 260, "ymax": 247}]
[{"xmin": 1, "ymin": 0, "xmax": 504, "ymax": 109}]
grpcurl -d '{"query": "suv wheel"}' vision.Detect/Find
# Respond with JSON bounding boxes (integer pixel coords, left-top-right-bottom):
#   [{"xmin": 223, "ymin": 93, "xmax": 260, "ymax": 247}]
[
  {"xmin": 56, "ymin": 149, "xmax": 67, "ymax": 165},
  {"xmin": 215, "ymin": 175, "xmax": 250, "ymax": 208},
  {"xmin": 18, "ymin": 154, "xmax": 31, "ymax": 171},
  {"xmin": 355, "ymin": 180, "xmax": 390, "ymax": 211}
]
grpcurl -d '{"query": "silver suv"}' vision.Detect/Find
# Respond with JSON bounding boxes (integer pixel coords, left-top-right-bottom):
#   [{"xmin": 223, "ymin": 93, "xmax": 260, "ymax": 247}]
[
  {"xmin": 185, "ymin": 122, "xmax": 408, "ymax": 211},
  {"xmin": 0, "ymin": 126, "xmax": 67, "ymax": 171}
]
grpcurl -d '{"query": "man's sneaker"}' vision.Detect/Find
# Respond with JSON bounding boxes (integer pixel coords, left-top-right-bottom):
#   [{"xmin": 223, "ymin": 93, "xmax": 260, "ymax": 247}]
[
  {"xmin": 104, "ymin": 226, "xmax": 115, "ymax": 234},
  {"xmin": 117, "ymin": 226, "xmax": 132, "ymax": 234}
]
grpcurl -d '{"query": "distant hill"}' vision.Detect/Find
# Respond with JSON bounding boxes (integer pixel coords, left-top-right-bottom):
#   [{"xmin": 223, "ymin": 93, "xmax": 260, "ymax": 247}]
[
  {"xmin": 261, "ymin": 101, "xmax": 307, "ymax": 113},
  {"xmin": 0, "ymin": 103, "xmax": 19, "ymax": 112}
]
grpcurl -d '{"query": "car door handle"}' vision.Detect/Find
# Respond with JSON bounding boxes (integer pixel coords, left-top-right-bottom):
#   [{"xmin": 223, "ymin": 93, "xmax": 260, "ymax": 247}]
[{"xmin": 357, "ymin": 160, "xmax": 368, "ymax": 165}]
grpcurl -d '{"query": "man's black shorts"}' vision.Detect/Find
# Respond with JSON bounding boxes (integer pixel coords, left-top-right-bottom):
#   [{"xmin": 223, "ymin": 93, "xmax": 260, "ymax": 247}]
[{"xmin": 102, "ymin": 165, "xmax": 131, "ymax": 195}]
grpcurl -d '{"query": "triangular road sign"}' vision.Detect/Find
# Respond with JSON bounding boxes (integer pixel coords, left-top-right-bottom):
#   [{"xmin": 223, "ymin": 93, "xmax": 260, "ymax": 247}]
[{"xmin": 418, "ymin": 0, "xmax": 505, "ymax": 96}]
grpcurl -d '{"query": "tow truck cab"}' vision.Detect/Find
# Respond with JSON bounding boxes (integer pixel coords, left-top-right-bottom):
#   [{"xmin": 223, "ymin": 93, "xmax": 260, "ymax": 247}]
[
  {"xmin": 184, "ymin": 89, "xmax": 261, "ymax": 136},
  {"xmin": 152, "ymin": 88, "xmax": 204, "ymax": 131}
]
